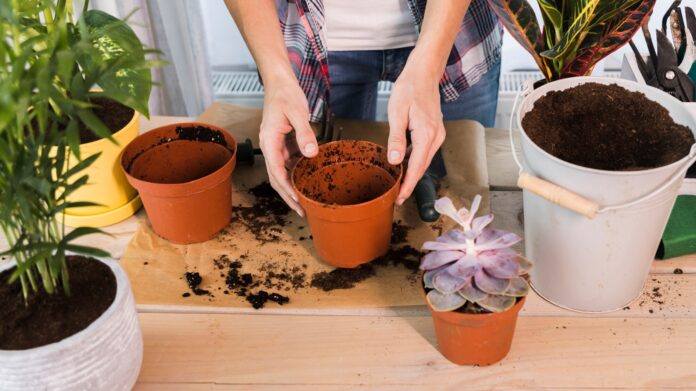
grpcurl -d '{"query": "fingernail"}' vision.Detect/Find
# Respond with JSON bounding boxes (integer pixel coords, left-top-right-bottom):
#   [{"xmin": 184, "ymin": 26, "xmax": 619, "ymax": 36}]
[
  {"xmin": 397, "ymin": 197, "xmax": 405, "ymax": 205},
  {"xmin": 304, "ymin": 143, "xmax": 317, "ymax": 155},
  {"xmin": 389, "ymin": 150, "xmax": 400, "ymax": 163}
]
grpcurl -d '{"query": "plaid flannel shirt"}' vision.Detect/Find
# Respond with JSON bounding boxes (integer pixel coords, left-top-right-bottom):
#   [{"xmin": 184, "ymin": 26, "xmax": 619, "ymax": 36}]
[{"xmin": 275, "ymin": 0, "xmax": 503, "ymax": 122}]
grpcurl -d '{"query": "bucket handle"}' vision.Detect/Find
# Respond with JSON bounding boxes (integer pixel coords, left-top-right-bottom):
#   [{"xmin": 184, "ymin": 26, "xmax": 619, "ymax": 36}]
[{"xmin": 509, "ymin": 82, "xmax": 696, "ymax": 219}]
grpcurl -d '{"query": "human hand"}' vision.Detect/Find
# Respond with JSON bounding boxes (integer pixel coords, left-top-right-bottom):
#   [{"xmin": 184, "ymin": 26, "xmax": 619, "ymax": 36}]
[
  {"xmin": 259, "ymin": 78, "xmax": 318, "ymax": 217},
  {"xmin": 387, "ymin": 66, "xmax": 446, "ymax": 205}
]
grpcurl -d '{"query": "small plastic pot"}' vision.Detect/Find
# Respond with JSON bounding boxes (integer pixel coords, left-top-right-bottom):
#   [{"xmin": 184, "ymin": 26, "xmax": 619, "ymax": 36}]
[
  {"xmin": 426, "ymin": 296, "xmax": 526, "ymax": 366},
  {"xmin": 121, "ymin": 122, "xmax": 237, "ymax": 244},
  {"xmin": 291, "ymin": 140, "xmax": 402, "ymax": 268}
]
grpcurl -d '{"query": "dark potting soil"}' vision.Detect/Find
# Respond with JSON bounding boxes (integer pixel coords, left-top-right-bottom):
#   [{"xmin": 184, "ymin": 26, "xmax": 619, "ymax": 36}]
[
  {"xmin": 185, "ymin": 271, "xmax": 211, "ymax": 296},
  {"xmin": 0, "ymin": 256, "xmax": 116, "ymax": 350},
  {"xmin": 175, "ymin": 125, "xmax": 228, "ymax": 147},
  {"xmin": 522, "ymin": 83, "xmax": 695, "ymax": 171},
  {"xmin": 207, "ymin": 254, "xmax": 293, "ymax": 309},
  {"xmin": 79, "ymin": 97, "xmax": 134, "ymax": 144},
  {"xmin": 230, "ymin": 182, "xmax": 291, "ymax": 244}
]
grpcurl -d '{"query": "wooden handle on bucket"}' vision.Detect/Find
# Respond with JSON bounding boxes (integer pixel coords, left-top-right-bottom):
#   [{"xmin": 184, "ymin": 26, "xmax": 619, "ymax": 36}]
[{"xmin": 517, "ymin": 172, "xmax": 599, "ymax": 219}]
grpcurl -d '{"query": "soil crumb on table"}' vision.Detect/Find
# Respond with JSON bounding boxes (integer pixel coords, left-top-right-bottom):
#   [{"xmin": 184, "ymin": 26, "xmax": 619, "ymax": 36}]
[
  {"xmin": 179, "ymin": 181, "xmax": 424, "ymax": 307},
  {"xmin": 227, "ymin": 182, "xmax": 291, "ymax": 244}
]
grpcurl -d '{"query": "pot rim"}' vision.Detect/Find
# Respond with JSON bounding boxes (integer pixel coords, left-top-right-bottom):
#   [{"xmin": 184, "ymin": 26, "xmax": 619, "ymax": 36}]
[
  {"xmin": 291, "ymin": 139, "xmax": 403, "ymax": 211},
  {"xmin": 120, "ymin": 122, "xmax": 237, "ymax": 197},
  {"xmin": 79, "ymin": 110, "xmax": 140, "ymax": 150},
  {"xmin": 426, "ymin": 293, "xmax": 527, "ymax": 322},
  {"xmin": 517, "ymin": 76, "xmax": 696, "ymax": 177},
  {"xmin": 0, "ymin": 257, "xmax": 129, "ymax": 354}
]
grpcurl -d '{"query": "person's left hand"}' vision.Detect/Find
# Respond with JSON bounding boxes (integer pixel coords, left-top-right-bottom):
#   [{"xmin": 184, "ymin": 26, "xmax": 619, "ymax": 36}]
[{"xmin": 387, "ymin": 65, "xmax": 446, "ymax": 205}]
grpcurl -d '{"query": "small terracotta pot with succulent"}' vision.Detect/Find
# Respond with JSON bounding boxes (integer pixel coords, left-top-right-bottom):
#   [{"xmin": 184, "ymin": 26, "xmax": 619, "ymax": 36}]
[{"xmin": 420, "ymin": 195, "xmax": 532, "ymax": 366}]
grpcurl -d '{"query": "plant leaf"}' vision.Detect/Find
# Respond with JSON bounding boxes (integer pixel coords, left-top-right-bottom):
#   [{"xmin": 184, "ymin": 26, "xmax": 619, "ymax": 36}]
[
  {"xmin": 458, "ymin": 277, "xmax": 488, "ymax": 302},
  {"xmin": 476, "ymin": 294, "xmax": 516, "ymax": 312},
  {"xmin": 82, "ymin": 10, "xmax": 152, "ymax": 117},
  {"xmin": 502, "ymin": 277, "xmax": 530, "ymax": 297},
  {"xmin": 486, "ymin": 0, "xmax": 551, "ymax": 79},
  {"xmin": 560, "ymin": 0, "xmax": 656, "ymax": 77},
  {"xmin": 540, "ymin": 0, "xmax": 601, "ymax": 61},
  {"xmin": 473, "ymin": 268, "xmax": 510, "ymax": 294},
  {"xmin": 427, "ymin": 289, "xmax": 467, "ymax": 312}
]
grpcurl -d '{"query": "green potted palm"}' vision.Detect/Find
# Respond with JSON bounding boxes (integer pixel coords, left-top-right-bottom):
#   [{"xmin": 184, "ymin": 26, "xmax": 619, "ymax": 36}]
[
  {"xmin": 0, "ymin": 1, "xmax": 155, "ymax": 388},
  {"xmin": 488, "ymin": 0, "xmax": 696, "ymax": 312}
]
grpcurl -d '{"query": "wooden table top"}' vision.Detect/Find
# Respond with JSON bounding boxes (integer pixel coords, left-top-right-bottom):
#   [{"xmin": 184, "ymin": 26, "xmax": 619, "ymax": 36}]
[{"xmin": 98, "ymin": 116, "xmax": 695, "ymax": 390}]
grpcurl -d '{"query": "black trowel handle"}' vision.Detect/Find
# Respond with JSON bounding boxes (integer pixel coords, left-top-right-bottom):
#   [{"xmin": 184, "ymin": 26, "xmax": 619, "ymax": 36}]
[{"xmin": 236, "ymin": 138, "xmax": 261, "ymax": 165}]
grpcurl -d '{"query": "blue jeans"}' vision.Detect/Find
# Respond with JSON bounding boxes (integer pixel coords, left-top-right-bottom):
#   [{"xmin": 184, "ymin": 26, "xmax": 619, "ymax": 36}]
[{"xmin": 328, "ymin": 47, "xmax": 501, "ymax": 177}]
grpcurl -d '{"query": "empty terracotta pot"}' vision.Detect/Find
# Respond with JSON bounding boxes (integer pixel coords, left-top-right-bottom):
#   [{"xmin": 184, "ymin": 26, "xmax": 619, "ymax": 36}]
[
  {"xmin": 121, "ymin": 123, "xmax": 237, "ymax": 244},
  {"xmin": 291, "ymin": 140, "xmax": 402, "ymax": 268},
  {"xmin": 427, "ymin": 296, "xmax": 526, "ymax": 366}
]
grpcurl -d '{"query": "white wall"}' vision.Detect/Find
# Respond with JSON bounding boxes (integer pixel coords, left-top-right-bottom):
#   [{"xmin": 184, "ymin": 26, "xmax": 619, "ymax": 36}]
[
  {"xmin": 201, "ymin": 1, "xmax": 681, "ymax": 72},
  {"xmin": 200, "ymin": 1, "xmax": 255, "ymax": 69}
]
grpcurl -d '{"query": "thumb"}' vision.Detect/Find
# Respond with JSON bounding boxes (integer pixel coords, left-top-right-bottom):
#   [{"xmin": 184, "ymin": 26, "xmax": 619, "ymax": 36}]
[
  {"xmin": 387, "ymin": 105, "xmax": 408, "ymax": 165},
  {"xmin": 289, "ymin": 111, "xmax": 318, "ymax": 158}
]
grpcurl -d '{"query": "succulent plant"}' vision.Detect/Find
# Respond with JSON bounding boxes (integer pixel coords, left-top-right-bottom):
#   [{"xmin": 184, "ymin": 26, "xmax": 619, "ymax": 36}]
[{"xmin": 420, "ymin": 195, "xmax": 532, "ymax": 313}]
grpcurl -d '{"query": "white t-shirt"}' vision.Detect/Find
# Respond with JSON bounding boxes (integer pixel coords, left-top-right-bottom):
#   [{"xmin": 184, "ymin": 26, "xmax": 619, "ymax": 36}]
[{"xmin": 324, "ymin": 0, "xmax": 419, "ymax": 51}]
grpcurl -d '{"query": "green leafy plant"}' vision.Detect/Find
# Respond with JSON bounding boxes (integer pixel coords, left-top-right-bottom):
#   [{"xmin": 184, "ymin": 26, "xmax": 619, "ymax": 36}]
[
  {"xmin": 0, "ymin": 0, "xmax": 157, "ymax": 301},
  {"xmin": 486, "ymin": 0, "xmax": 656, "ymax": 80}
]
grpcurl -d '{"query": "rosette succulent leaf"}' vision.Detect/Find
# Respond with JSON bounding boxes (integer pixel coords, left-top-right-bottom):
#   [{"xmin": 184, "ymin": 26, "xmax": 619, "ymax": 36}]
[{"xmin": 421, "ymin": 195, "xmax": 532, "ymax": 313}]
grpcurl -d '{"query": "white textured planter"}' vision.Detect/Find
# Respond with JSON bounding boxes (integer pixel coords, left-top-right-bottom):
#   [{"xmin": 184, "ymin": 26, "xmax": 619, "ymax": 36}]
[{"xmin": 0, "ymin": 258, "xmax": 143, "ymax": 390}]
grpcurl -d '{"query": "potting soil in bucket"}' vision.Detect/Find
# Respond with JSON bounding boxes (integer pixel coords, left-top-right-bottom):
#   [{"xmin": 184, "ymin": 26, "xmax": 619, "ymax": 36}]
[
  {"xmin": 517, "ymin": 77, "xmax": 696, "ymax": 312},
  {"xmin": 292, "ymin": 140, "xmax": 403, "ymax": 268}
]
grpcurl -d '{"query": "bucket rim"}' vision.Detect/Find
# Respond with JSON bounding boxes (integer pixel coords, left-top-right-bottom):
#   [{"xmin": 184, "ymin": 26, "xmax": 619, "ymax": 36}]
[{"xmin": 517, "ymin": 76, "xmax": 696, "ymax": 177}]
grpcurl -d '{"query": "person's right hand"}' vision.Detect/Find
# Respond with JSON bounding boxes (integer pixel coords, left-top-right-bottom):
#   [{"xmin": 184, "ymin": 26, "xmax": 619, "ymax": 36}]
[{"xmin": 259, "ymin": 78, "xmax": 318, "ymax": 217}]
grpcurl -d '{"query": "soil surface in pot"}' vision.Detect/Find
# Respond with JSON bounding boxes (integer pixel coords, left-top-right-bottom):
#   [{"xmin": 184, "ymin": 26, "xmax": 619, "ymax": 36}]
[
  {"xmin": 0, "ymin": 256, "xmax": 116, "ymax": 350},
  {"xmin": 300, "ymin": 161, "xmax": 396, "ymax": 205},
  {"xmin": 522, "ymin": 83, "xmax": 695, "ymax": 171},
  {"xmin": 79, "ymin": 97, "xmax": 134, "ymax": 144}
]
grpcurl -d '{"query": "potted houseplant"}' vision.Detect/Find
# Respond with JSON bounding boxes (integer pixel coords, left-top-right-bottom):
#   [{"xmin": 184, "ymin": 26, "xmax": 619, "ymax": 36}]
[
  {"xmin": 488, "ymin": 0, "xmax": 696, "ymax": 312},
  {"xmin": 291, "ymin": 140, "xmax": 403, "ymax": 268},
  {"xmin": 420, "ymin": 195, "xmax": 531, "ymax": 366},
  {"xmin": 0, "ymin": 2, "xmax": 144, "ymax": 389},
  {"xmin": 120, "ymin": 122, "xmax": 238, "ymax": 244},
  {"xmin": 56, "ymin": 2, "xmax": 158, "ymax": 228}
]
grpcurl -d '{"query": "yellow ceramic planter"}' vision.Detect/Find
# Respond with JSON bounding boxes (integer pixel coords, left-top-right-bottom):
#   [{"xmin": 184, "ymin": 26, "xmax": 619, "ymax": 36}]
[{"xmin": 61, "ymin": 111, "xmax": 142, "ymax": 227}]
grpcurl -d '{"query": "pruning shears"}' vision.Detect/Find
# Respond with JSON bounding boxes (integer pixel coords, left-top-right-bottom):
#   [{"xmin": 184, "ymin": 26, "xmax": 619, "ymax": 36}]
[{"xmin": 629, "ymin": 3, "xmax": 695, "ymax": 102}]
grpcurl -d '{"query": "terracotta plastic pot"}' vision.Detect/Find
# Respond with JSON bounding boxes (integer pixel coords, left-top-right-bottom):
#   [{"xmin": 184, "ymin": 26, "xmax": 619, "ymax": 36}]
[
  {"xmin": 427, "ymin": 297, "xmax": 526, "ymax": 366},
  {"xmin": 61, "ymin": 111, "xmax": 141, "ymax": 228},
  {"xmin": 121, "ymin": 122, "xmax": 237, "ymax": 244},
  {"xmin": 292, "ymin": 140, "xmax": 402, "ymax": 268}
]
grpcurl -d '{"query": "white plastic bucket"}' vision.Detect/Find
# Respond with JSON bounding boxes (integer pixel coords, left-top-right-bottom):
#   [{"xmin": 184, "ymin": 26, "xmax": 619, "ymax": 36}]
[{"xmin": 513, "ymin": 77, "xmax": 696, "ymax": 313}]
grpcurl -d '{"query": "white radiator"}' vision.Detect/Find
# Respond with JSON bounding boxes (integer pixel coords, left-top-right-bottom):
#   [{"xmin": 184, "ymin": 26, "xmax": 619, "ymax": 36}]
[{"xmin": 212, "ymin": 69, "xmax": 621, "ymax": 127}]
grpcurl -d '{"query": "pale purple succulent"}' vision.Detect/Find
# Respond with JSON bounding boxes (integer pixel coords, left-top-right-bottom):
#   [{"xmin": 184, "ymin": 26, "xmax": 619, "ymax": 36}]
[{"xmin": 421, "ymin": 195, "xmax": 532, "ymax": 313}]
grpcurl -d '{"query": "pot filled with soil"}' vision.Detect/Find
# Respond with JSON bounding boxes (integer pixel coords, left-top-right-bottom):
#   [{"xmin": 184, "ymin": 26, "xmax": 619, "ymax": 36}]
[
  {"xmin": 121, "ymin": 122, "xmax": 237, "ymax": 244},
  {"xmin": 420, "ymin": 195, "xmax": 531, "ymax": 366},
  {"xmin": 291, "ymin": 140, "xmax": 402, "ymax": 268},
  {"xmin": 61, "ymin": 97, "xmax": 142, "ymax": 228},
  {"xmin": 0, "ymin": 256, "xmax": 143, "ymax": 390},
  {"xmin": 515, "ymin": 77, "xmax": 696, "ymax": 312}
]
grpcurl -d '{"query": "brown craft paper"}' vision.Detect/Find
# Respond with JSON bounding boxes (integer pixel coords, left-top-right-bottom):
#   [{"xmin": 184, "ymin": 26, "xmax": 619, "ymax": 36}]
[{"xmin": 120, "ymin": 102, "xmax": 490, "ymax": 312}]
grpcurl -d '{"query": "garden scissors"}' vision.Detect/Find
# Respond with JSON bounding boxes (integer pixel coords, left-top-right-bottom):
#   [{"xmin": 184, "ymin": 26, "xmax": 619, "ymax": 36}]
[{"xmin": 655, "ymin": 30, "xmax": 694, "ymax": 102}]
